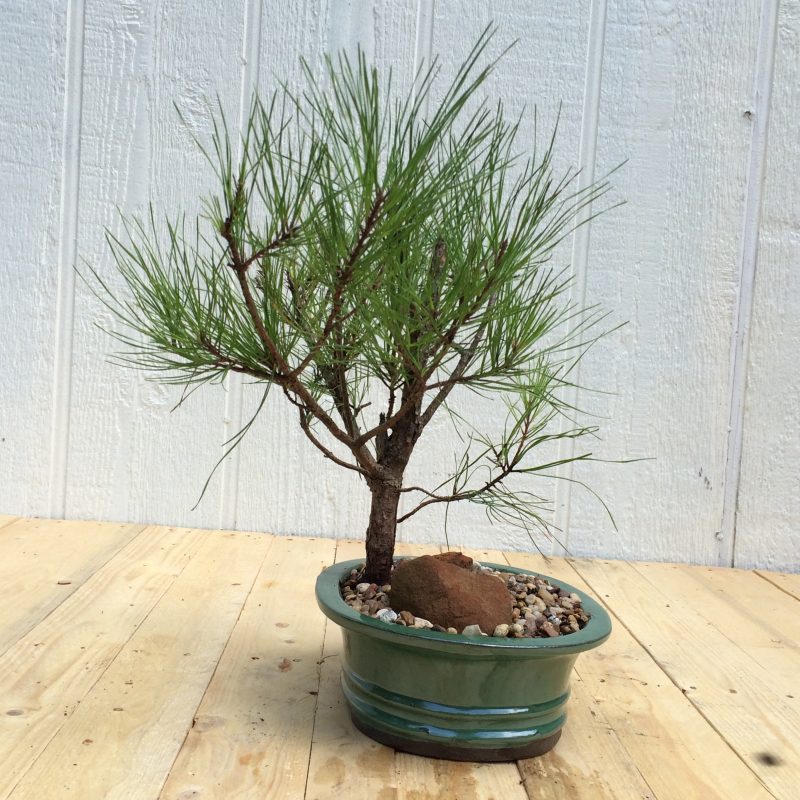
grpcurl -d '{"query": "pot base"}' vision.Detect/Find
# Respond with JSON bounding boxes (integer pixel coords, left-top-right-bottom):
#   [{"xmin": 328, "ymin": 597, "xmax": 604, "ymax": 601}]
[{"xmin": 351, "ymin": 712, "xmax": 562, "ymax": 762}]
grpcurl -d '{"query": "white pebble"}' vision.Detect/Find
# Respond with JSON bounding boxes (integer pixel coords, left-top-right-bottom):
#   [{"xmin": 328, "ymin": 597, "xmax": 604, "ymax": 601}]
[
  {"xmin": 412, "ymin": 617, "xmax": 433, "ymax": 629},
  {"xmin": 355, "ymin": 583, "xmax": 371, "ymax": 594},
  {"xmin": 462, "ymin": 624, "xmax": 484, "ymax": 636},
  {"xmin": 493, "ymin": 623, "xmax": 510, "ymax": 637},
  {"xmin": 375, "ymin": 608, "xmax": 398, "ymax": 623}
]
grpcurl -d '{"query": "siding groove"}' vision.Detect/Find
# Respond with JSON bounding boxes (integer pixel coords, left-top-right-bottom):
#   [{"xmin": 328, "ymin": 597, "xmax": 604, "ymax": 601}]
[
  {"xmin": 555, "ymin": 0, "xmax": 608, "ymax": 555},
  {"xmin": 720, "ymin": 0, "xmax": 780, "ymax": 566},
  {"xmin": 48, "ymin": 0, "xmax": 86, "ymax": 518}
]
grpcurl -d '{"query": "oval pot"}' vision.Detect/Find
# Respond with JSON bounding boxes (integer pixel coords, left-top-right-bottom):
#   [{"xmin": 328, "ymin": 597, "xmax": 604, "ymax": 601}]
[{"xmin": 316, "ymin": 558, "xmax": 611, "ymax": 762}]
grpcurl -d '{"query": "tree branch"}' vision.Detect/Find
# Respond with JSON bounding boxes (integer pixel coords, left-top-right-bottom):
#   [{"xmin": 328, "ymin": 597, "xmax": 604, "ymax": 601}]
[
  {"xmin": 219, "ymin": 185, "xmax": 378, "ymax": 472},
  {"xmin": 296, "ymin": 405, "xmax": 370, "ymax": 477}
]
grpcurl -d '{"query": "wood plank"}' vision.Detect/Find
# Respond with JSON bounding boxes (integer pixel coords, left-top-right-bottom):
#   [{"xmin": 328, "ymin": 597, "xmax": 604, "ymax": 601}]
[
  {"xmin": 159, "ymin": 535, "xmax": 335, "ymax": 799},
  {"xmin": 460, "ymin": 547, "xmax": 652, "ymax": 799},
  {"xmin": 0, "ymin": 517, "xmax": 144, "ymax": 655},
  {"xmin": 0, "ymin": 515, "xmax": 19, "ymax": 530},
  {"xmin": 756, "ymin": 570, "xmax": 800, "ymax": 603},
  {"xmin": 571, "ymin": 557, "xmax": 796, "ymax": 798},
  {"xmin": 0, "ymin": 524, "xmax": 201, "ymax": 799},
  {"xmin": 520, "ymin": 673, "xmax": 655, "ymax": 800},
  {"xmin": 8, "ymin": 529, "xmax": 273, "ymax": 800},
  {"xmin": 304, "ymin": 539, "xmax": 398, "ymax": 799},
  {"xmin": 505, "ymin": 552, "xmax": 772, "ymax": 800},
  {"xmin": 631, "ymin": 562, "xmax": 800, "ymax": 693}
]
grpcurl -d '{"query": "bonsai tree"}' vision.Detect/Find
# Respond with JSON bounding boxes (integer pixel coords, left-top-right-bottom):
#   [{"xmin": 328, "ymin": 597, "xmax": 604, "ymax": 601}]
[{"xmin": 91, "ymin": 30, "xmax": 613, "ymax": 586}]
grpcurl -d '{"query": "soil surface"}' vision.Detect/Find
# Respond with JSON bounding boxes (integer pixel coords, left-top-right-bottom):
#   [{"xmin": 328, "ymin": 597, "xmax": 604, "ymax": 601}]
[{"xmin": 340, "ymin": 556, "xmax": 591, "ymax": 638}]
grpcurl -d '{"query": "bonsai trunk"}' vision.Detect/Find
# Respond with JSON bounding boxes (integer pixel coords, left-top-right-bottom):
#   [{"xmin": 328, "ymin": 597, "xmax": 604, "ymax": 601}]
[{"xmin": 363, "ymin": 477, "xmax": 403, "ymax": 584}]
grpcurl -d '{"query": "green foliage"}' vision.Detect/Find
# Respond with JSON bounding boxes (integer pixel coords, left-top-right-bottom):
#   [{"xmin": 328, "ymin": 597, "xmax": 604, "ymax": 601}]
[{"xmin": 88, "ymin": 27, "xmax": 619, "ymax": 547}]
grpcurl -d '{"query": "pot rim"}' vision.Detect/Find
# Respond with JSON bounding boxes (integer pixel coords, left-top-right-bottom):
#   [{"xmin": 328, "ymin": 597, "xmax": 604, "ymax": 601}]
[{"xmin": 316, "ymin": 557, "xmax": 612, "ymax": 657}]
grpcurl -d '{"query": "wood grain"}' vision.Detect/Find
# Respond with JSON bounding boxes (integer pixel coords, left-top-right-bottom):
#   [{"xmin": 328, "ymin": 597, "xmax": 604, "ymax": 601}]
[
  {"xmin": 0, "ymin": 524, "xmax": 202, "ymax": 799},
  {"xmin": 1, "ymin": 519, "xmax": 799, "ymax": 797},
  {"xmin": 571, "ymin": 556, "xmax": 797, "ymax": 798},
  {"xmin": 0, "ymin": 517, "xmax": 143, "ymax": 655},
  {"xmin": 159, "ymin": 535, "xmax": 335, "ymax": 799},
  {"xmin": 8, "ymin": 529, "xmax": 272, "ymax": 800},
  {"xmin": 305, "ymin": 539, "xmax": 399, "ymax": 800}
]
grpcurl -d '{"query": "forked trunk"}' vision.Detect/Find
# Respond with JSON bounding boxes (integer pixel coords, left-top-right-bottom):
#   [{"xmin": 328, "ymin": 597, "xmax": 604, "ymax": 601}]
[{"xmin": 363, "ymin": 478, "xmax": 402, "ymax": 585}]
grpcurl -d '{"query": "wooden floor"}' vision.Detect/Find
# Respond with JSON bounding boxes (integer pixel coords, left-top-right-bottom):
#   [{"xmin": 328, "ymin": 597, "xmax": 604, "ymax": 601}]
[{"xmin": 0, "ymin": 516, "xmax": 797, "ymax": 799}]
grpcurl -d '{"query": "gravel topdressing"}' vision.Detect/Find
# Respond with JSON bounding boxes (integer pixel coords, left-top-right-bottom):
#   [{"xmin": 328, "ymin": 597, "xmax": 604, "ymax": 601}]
[{"xmin": 340, "ymin": 560, "xmax": 591, "ymax": 638}]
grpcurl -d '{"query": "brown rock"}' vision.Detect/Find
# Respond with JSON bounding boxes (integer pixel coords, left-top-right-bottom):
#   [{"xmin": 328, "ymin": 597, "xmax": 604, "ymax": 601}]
[
  {"xmin": 399, "ymin": 610, "xmax": 415, "ymax": 626},
  {"xmin": 433, "ymin": 552, "xmax": 474, "ymax": 569},
  {"xmin": 389, "ymin": 555, "xmax": 514, "ymax": 633}
]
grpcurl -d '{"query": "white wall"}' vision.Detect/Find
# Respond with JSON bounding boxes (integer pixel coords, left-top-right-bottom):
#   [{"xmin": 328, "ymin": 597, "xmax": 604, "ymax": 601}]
[{"xmin": 1, "ymin": 0, "xmax": 797, "ymax": 571}]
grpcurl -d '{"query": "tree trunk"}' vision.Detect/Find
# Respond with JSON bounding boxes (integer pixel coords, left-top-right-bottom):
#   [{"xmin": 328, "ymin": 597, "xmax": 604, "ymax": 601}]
[{"xmin": 363, "ymin": 477, "xmax": 402, "ymax": 584}]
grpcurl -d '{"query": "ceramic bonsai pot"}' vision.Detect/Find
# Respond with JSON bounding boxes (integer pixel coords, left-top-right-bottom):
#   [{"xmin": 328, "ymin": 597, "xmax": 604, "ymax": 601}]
[{"xmin": 316, "ymin": 558, "xmax": 612, "ymax": 762}]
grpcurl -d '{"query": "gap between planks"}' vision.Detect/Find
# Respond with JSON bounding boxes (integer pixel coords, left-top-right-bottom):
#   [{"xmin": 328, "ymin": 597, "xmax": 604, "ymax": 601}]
[{"xmin": 569, "ymin": 557, "xmax": 791, "ymax": 799}]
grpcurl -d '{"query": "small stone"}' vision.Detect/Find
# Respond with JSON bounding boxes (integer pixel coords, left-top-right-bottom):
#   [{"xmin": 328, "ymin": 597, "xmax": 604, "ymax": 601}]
[
  {"xmin": 381, "ymin": 584, "xmax": 391, "ymax": 593},
  {"xmin": 432, "ymin": 624, "xmax": 448, "ymax": 633},
  {"xmin": 559, "ymin": 597, "xmax": 574, "ymax": 609},
  {"xmin": 541, "ymin": 621, "xmax": 560, "ymax": 637},
  {"xmin": 399, "ymin": 610, "xmax": 415, "ymax": 626},
  {"xmin": 569, "ymin": 593, "xmax": 581, "ymax": 604},
  {"xmin": 533, "ymin": 596, "xmax": 547, "ymax": 613},
  {"xmin": 493, "ymin": 623, "xmax": 510, "ymax": 637},
  {"xmin": 523, "ymin": 616, "xmax": 538, "ymax": 634},
  {"xmin": 509, "ymin": 623, "xmax": 525, "ymax": 637},
  {"xmin": 462, "ymin": 624, "xmax": 484, "ymax": 636},
  {"xmin": 446, "ymin": 627, "xmax": 458, "ymax": 634},
  {"xmin": 548, "ymin": 606, "xmax": 563, "ymax": 617},
  {"xmin": 355, "ymin": 582, "xmax": 371, "ymax": 594},
  {"xmin": 567, "ymin": 614, "xmax": 580, "ymax": 632},
  {"xmin": 413, "ymin": 617, "xmax": 433, "ymax": 629},
  {"xmin": 537, "ymin": 587, "xmax": 557, "ymax": 605},
  {"xmin": 376, "ymin": 608, "xmax": 398, "ymax": 623}
]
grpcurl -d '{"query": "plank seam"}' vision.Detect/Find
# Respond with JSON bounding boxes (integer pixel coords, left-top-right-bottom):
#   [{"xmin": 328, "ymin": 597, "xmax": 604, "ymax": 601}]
[
  {"xmin": 219, "ymin": 0, "xmax": 264, "ymax": 531},
  {"xmin": 48, "ymin": 0, "xmax": 86, "ymax": 518},
  {"xmin": 720, "ymin": 0, "xmax": 780, "ymax": 567},
  {"xmin": 0, "ymin": 517, "xmax": 20, "ymax": 533},
  {"xmin": 553, "ymin": 0, "xmax": 608, "ymax": 555},
  {"xmin": 754, "ymin": 569, "xmax": 800, "ymax": 603},
  {"xmin": 303, "ymin": 538, "xmax": 338, "ymax": 800},
  {"xmin": 568, "ymin": 559, "xmax": 779, "ymax": 798},
  {"xmin": 3, "ymin": 526, "xmax": 200, "ymax": 798},
  {"xmin": 499, "ymin": 551, "xmax": 657, "ymax": 800},
  {"xmin": 155, "ymin": 533, "xmax": 276, "ymax": 799},
  {"xmin": 570, "ymin": 664, "xmax": 659, "ymax": 799},
  {"xmin": 0, "ymin": 523, "xmax": 145, "ymax": 661}
]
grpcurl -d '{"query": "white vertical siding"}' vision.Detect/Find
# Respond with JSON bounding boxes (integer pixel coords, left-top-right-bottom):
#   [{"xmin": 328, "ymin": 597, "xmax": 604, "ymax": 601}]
[
  {"xmin": 0, "ymin": 0, "xmax": 797, "ymax": 571},
  {"xmin": 735, "ymin": 0, "xmax": 800, "ymax": 570}
]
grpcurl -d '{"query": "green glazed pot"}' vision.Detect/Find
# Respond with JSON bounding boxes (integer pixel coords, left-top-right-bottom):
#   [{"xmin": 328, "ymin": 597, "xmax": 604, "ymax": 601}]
[{"xmin": 315, "ymin": 558, "xmax": 612, "ymax": 761}]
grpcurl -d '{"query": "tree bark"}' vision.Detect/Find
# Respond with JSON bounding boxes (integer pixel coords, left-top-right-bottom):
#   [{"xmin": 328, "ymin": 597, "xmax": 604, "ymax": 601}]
[{"xmin": 363, "ymin": 477, "xmax": 403, "ymax": 584}]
